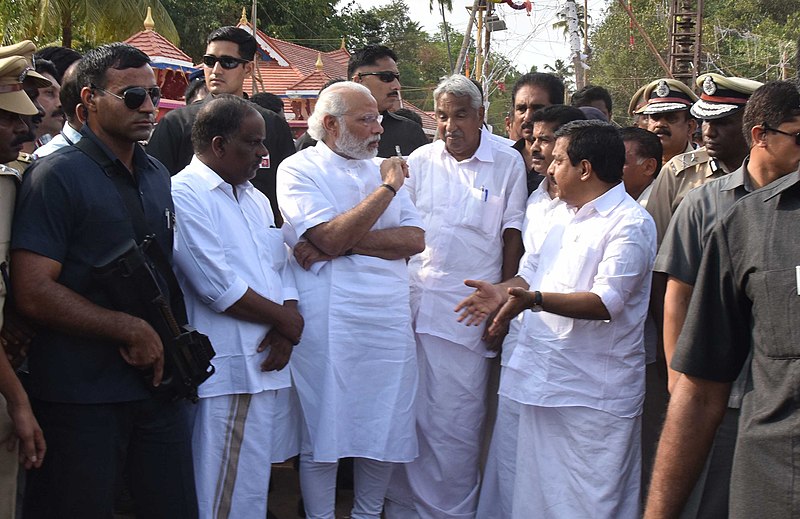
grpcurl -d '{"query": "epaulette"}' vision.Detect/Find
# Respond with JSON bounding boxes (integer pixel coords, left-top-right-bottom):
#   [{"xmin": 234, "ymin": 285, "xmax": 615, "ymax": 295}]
[
  {"xmin": 0, "ymin": 163, "xmax": 22, "ymax": 181},
  {"xmin": 15, "ymin": 152, "xmax": 33, "ymax": 165},
  {"xmin": 666, "ymin": 147, "xmax": 711, "ymax": 176}
]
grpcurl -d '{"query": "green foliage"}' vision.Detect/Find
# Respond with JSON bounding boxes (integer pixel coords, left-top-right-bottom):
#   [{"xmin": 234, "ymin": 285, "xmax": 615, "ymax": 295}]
[
  {"xmin": 588, "ymin": 0, "xmax": 800, "ymax": 125},
  {"xmin": 1, "ymin": 0, "xmax": 178, "ymax": 49},
  {"xmin": 588, "ymin": 0, "xmax": 669, "ymax": 125}
]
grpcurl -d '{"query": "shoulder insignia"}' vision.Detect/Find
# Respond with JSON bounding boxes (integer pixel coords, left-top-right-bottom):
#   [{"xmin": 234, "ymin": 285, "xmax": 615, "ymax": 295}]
[{"xmin": 16, "ymin": 152, "xmax": 33, "ymax": 164}]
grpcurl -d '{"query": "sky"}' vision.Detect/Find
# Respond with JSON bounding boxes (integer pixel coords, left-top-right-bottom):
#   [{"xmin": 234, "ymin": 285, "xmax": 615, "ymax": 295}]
[{"xmin": 346, "ymin": 0, "xmax": 610, "ymax": 76}]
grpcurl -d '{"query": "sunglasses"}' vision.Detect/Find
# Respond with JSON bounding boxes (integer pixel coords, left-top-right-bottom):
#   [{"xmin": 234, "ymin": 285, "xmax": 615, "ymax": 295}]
[
  {"xmin": 357, "ymin": 71, "xmax": 400, "ymax": 83},
  {"xmin": 90, "ymin": 83, "xmax": 161, "ymax": 110},
  {"xmin": 202, "ymin": 54, "xmax": 250, "ymax": 70},
  {"xmin": 762, "ymin": 125, "xmax": 800, "ymax": 145}
]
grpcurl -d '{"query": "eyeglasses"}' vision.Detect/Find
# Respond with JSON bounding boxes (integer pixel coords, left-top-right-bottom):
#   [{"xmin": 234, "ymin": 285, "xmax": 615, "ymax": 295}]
[
  {"xmin": 345, "ymin": 113, "xmax": 383, "ymax": 127},
  {"xmin": 90, "ymin": 83, "xmax": 161, "ymax": 110},
  {"xmin": 357, "ymin": 71, "xmax": 400, "ymax": 83},
  {"xmin": 762, "ymin": 124, "xmax": 800, "ymax": 145},
  {"xmin": 202, "ymin": 54, "xmax": 250, "ymax": 70}
]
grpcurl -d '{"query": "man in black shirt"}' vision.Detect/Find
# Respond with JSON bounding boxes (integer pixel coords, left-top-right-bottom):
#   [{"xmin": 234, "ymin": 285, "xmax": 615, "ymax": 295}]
[
  {"xmin": 147, "ymin": 26, "xmax": 295, "ymax": 222},
  {"xmin": 348, "ymin": 45, "xmax": 428, "ymax": 157},
  {"xmin": 12, "ymin": 43, "xmax": 197, "ymax": 518}
]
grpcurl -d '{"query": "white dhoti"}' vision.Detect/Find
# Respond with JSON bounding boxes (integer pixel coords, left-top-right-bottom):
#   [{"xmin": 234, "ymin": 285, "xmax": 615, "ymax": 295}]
[
  {"xmin": 512, "ymin": 404, "xmax": 641, "ymax": 519},
  {"xmin": 387, "ymin": 333, "xmax": 491, "ymax": 519},
  {"xmin": 476, "ymin": 392, "xmax": 520, "ymax": 519},
  {"xmin": 192, "ymin": 389, "xmax": 300, "ymax": 519}
]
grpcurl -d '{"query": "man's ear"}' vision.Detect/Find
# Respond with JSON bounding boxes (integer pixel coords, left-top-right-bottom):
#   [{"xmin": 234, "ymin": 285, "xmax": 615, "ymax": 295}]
[
  {"xmin": 243, "ymin": 61, "xmax": 254, "ymax": 78},
  {"xmin": 579, "ymin": 159, "xmax": 593, "ymax": 180},
  {"xmin": 751, "ymin": 125, "xmax": 768, "ymax": 148},
  {"xmin": 644, "ymin": 157, "xmax": 658, "ymax": 176},
  {"xmin": 322, "ymin": 114, "xmax": 339, "ymax": 136},
  {"xmin": 211, "ymin": 135, "xmax": 226, "ymax": 157},
  {"xmin": 80, "ymin": 86, "xmax": 96, "ymax": 113}
]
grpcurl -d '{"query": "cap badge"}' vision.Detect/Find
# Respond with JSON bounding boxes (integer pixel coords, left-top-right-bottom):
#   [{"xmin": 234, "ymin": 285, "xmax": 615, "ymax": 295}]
[
  {"xmin": 702, "ymin": 76, "xmax": 717, "ymax": 96},
  {"xmin": 656, "ymin": 80, "xmax": 670, "ymax": 98}
]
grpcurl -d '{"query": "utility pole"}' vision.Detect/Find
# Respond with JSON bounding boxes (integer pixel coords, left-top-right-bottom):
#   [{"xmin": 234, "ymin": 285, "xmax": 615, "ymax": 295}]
[
  {"xmin": 565, "ymin": 0, "xmax": 584, "ymax": 89},
  {"xmin": 455, "ymin": 0, "xmax": 481, "ymax": 75}
]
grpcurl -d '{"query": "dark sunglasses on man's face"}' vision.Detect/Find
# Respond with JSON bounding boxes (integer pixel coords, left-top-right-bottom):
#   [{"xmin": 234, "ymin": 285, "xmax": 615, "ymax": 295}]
[
  {"xmin": 90, "ymin": 83, "xmax": 161, "ymax": 110},
  {"xmin": 762, "ymin": 124, "xmax": 800, "ymax": 146},
  {"xmin": 357, "ymin": 71, "xmax": 401, "ymax": 83},
  {"xmin": 202, "ymin": 54, "xmax": 250, "ymax": 70}
]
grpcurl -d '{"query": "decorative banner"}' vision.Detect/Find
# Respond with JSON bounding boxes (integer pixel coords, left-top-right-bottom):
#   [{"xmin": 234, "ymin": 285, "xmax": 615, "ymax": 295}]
[{"xmin": 491, "ymin": 0, "xmax": 533, "ymax": 13}]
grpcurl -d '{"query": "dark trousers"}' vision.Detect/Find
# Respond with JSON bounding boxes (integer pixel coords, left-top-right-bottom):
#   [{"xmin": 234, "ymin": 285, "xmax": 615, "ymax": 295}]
[{"xmin": 23, "ymin": 396, "xmax": 198, "ymax": 519}]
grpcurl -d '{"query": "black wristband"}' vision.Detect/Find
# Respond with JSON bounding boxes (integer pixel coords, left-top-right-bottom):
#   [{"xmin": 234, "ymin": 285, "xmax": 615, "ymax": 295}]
[{"xmin": 380, "ymin": 183, "xmax": 397, "ymax": 196}]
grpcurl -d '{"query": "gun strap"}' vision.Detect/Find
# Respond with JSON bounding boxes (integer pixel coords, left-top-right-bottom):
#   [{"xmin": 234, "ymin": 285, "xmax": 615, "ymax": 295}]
[{"xmin": 74, "ymin": 137, "xmax": 187, "ymax": 325}]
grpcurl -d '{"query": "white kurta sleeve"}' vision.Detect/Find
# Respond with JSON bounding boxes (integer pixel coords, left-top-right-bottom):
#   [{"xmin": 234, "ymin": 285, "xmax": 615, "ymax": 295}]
[
  {"xmin": 589, "ymin": 216, "xmax": 656, "ymax": 321},
  {"xmin": 172, "ymin": 186, "xmax": 249, "ymax": 313},
  {"xmin": 277, "ymin": 160, "xmax": 339, "ymax": 239},
  {"xmin": 501, "ymin": 152, "xmax": 527, "ymax": 232}
]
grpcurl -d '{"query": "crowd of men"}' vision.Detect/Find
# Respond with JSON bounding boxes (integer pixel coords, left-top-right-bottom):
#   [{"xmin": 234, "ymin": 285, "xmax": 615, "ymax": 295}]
[{"xmin": 0, "ymin": 23, "xmax": 799, "ymax": 519}]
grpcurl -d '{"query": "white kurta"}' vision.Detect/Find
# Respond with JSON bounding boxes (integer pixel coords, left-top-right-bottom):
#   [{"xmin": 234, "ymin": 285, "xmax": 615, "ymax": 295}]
[
  {"xmin": 501, "ymin": 182, "xmax": 656, "ymax": 515},
  {"xmin": 172, "ymin": 156, "xmax": 297, "ymax": 398},
  {"xmin": 387, "ymin": 130, "xmax": 526, "ymax": 519},
  {"xmin": 172, "ymin": 157, "xmax": 302, "ymax": 519},
  {"xmin": 503, "ymin": 182, "xmax": 656, "ymax": 418},
  {"xmin": 277, "ymin": 141, "xmax": 422, "ymax": 463},
  {"xmin": 406, "ymin": 127, "xmax": 527, "ymax": 357}
]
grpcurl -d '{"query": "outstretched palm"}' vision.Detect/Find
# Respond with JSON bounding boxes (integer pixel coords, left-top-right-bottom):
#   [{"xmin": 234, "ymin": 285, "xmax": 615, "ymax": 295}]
[{"xmin": 455, "ymin": 279, "xmax": 505, "ymax": 326}]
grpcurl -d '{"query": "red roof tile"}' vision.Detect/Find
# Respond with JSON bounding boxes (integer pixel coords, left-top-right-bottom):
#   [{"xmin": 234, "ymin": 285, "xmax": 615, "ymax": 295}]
[{"xmin": 125, "ymin": 29, "xmax": 193, "ymax": 67}]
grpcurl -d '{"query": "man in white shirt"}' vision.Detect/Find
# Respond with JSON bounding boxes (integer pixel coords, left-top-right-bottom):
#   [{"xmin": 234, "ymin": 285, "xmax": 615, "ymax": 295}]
[
  {"xmin": 457, "ymin": 121, "xmax": 656, "ymax": 517},
  {"xmin": 33, "ymin": 61, "xmax": 82, "ymax": 158},
  {"xmin": 385, "ymin": 74, "xmax": 526, "ymax": 519},
  {"xmin": 277, "ymin": 82, "xmax": 424, "ymax": 519},
  {"xmin": 477, "ymin": 104, "xmax": 585, "ymax": 519},
  {"xmin": 171, "ymin": 95, "xmax": 304, "ymax": 519}
]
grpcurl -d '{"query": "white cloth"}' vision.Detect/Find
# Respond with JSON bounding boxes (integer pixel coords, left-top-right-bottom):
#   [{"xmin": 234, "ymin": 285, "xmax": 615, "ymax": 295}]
[
  {"xmin": 32, "ymin": 122, "xmax": 82, "ymax": 158},
  {"xmin": 277, "ymin": 140, "xmax": 421, "ymax": 463},
  {"xmin": 172, "ymin": 156, "xmax": 297, "ymax": 398},
  {"xmin": 479, "ymin": 179, "xmax": 568, "ymax": 517},
  {"xmin": 636, "ymin": 181, "xmax": 654, "ymax": 209},
  {"xmin": 512, "ymin": 405, "xmax": 641, "ymax": 518},
  {"xmin": 503, "ymin": 182, "xmax": 656, "ymax": 419},
  {"xmin": 503, "ymin": 177, "xmax": 568, "ymax": 365},
  {"xmin": 386, "ymin": 334, "xmax": 490, "ymax": 518},
  {"xmin": 475, "ymin": 395, "xmax": 520, "ymax": 519},
  {"xmin": 406, "ymin": 127, "xmax": 527, "ymax": 356},
  {"xmin": 192, "ymin": 390, "xmax": 300, "ymax": 519},
  {"xmin": 299, "ymin": 455, "xmax": 395, "ymax": 519}
]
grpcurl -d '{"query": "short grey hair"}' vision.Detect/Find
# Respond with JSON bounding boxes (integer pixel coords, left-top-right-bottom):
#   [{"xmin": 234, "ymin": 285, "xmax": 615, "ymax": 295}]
[
  {"xmin": 433, "ymin": 74, "xmax": 482, "ymax": 111},
  {"xmin": 307, "ymin": 81, "xmax": 374, "ymax": 141}
]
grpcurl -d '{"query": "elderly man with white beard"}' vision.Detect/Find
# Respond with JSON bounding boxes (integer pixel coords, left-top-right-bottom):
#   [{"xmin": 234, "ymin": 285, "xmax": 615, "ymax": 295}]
[{"xmin": 276, "ymin": 81, "xmax": 425, "ymax": 519}]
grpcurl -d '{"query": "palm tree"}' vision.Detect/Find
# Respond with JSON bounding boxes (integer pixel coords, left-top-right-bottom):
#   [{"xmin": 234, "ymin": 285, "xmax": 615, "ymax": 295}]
[
  {"xmin": 544, "ymin": 59, "xmax": 575, "ymax": 90},
  {"xmin": 429, "ymin": 0, "xmax": 454, "ymax": 72},
  {"xmin": 552, "ymin": 2, "xmax": 591, "ymax": 41},
  {"xmin": 26, "ymin": 0, "xmax": 178, "ymax": 48}
]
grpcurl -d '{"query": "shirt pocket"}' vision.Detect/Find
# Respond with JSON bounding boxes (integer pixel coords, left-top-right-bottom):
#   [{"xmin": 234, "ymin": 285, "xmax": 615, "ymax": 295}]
[
  {"xmin": 257, "ymin": 227, "xmax": 288, "ymax": 274},
  {"xmin": 455, "ymin": 184, "xmax": 504, "ymax": 236},
  {"xmin": 751, "ymin": 268, "xmax": 800, "ymax": 359}
]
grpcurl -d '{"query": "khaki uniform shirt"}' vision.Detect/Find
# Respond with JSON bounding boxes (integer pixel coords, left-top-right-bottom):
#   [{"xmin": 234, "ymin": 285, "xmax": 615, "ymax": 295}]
[{"xmin": 646, "ymin": 145, "xmax": 730, "ymax": 245}]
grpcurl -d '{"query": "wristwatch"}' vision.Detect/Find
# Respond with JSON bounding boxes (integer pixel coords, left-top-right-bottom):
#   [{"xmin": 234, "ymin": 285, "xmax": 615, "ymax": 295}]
[{"xmin": 531, "ymin": 290, "xmax": 544, "ymax": 312}]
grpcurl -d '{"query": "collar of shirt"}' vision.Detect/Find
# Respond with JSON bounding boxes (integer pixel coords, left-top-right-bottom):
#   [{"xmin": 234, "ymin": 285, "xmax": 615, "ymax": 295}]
[
  {"xmin": 763, "ymin": 169, "xmax": 800, "ymax": 201},
  {"xmin": 572, "ymin": 181, "xmax": 627, "ymax": 220},
  {"xmin": 719, "ymin": 158, "xmax": 751, "ymax": 194},
  {"xmin": 79, "ymin": 124, "xmax": 151, "ymax": 173},
  {"xmin": 187, "ymin": 155, "xmax": 254, "ymax": 200},
  {"xmin": 436, "ymin": 127, "xmax": 496, "ymax": 164},
  {"xmin": 61, "ymin": 121, "xmax": 82, "ymax": 144}
]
